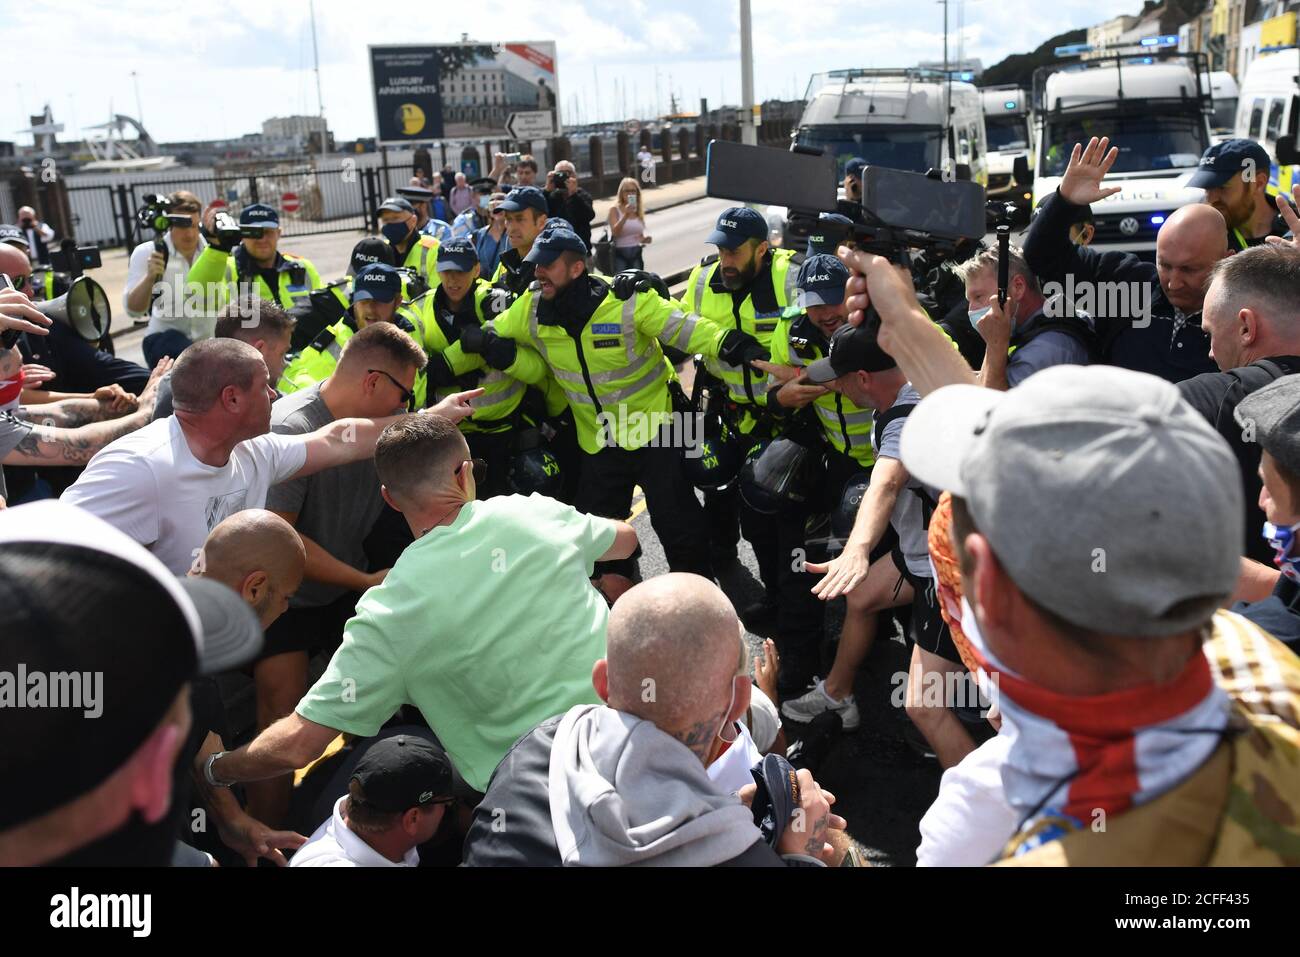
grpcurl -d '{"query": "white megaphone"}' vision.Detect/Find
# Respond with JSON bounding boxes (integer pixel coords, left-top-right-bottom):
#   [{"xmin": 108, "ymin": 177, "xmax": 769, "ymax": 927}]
[{"xmin": 36, "ymin": 276, "xmax": 111, "ymax": 342}]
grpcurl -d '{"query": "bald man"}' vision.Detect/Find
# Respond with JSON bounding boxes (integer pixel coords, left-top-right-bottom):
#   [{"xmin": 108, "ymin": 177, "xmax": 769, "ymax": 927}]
[
  {"xmin": 177, "ymin": 510, "xmax": 310, "ymax": 864},
  {"xmin": 1023, "ymin": 135, "xmax": 1225, "ymax": 383},
  {"xmin": 463, "ymin": 573, "xmax": 845, "ymax": 867}
]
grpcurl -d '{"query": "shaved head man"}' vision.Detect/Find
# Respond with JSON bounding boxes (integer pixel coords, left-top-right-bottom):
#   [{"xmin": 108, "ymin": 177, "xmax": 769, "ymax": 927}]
[
  {"xmin": 193, "ymin": 509, "xmax": 306, "ymax": 629},
  {"xmin": 464, "ymin": 574, "xmax": 844, "ymax": 867},
  {"xmin": 1154, "ymin": 203, "xmax": 1229, "ymax": 315},
  {"xmin": 1022, "ymin": 135, "xmax": 1225, "ymax": 383}
]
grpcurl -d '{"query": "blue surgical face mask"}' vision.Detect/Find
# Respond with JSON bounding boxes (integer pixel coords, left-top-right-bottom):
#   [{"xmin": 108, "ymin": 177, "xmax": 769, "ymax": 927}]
[
  {"xmin": 1264, "ymin": 520, "xmax": 1300, "ymax": 583},
  {"xmin": 968, "ymin": 305, "xmax": 992, "ymax": 330},
  {"xmin": 381, "ymin": 222, "xmax": 410, "ymax": 246}
]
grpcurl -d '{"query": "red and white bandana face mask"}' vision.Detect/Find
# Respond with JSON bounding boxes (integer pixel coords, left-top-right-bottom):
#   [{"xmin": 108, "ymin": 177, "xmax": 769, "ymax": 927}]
[
  {"xmin": 0, "ymin": 365, "xmax": 23, "ymax": 411},
  {"xmin": 958, "ymin": 598, "xmax": 1229, "ymax": 850}
]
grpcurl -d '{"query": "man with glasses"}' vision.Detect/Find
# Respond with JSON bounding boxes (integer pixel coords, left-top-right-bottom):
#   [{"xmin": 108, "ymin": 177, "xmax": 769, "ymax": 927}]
[
  {"xmin": 250, "ymin": 322, "xmax": 428, "ymax": 826},
  {"xmin": 206, "ymin": 412, "xmax": 638, "ymax": 802},
  {"xmin": 124, "ymin": 190, "xmax": 209, "ymax": 365}
]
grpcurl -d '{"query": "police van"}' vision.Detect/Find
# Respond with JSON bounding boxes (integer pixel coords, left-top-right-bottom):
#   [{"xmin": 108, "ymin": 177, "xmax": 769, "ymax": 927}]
[
  {"xmin": 980, "ymin": 85, "xmax": 1032, "ymax": 199},
  {"xmin": 767, "ymin": 68, "xmax": 989, "ymax": 248},
  {"xmin": 1210, "ymin": 70, "xmax": 1239, "ymax": 142},
  {"xmin": 1234, "ymin": 49, "xmax": 1300, "ymax": 192},
  {"xmin": 1029, "ymin": 52, "xmax": 1212, "ymax": 258}
]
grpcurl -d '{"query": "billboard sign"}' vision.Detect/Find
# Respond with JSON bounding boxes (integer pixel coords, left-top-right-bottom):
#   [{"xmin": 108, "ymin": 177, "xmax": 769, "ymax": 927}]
[{"xmin": 369, "ymin": 41, "xmax": 560, "ymax": 144}]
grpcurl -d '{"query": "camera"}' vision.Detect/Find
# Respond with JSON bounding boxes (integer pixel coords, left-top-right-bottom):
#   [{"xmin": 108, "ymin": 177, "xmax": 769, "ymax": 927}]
[
  {"xmin": 212, "ymin": 210, "xmax": 265, "ymax": 243},
  {"xmin": 136, "ymin": 194, "xmax": 195, "ymax": 238},
  {"xmin": 502, "ymin": 152, "xmax": 523, "ymax": 164},
  {"xmin": 552, "ymin": 169, "xmax": 570, "ymax": 189}
]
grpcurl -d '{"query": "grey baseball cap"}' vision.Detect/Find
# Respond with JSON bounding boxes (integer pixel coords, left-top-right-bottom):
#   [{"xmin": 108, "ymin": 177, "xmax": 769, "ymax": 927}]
[
  {"xmin": 899, "ymin": 365, "xmax": 1242, "ymax": 637},
  {"xmin": 1234, "ymin": 373, "xmax": 1300, "ymax": 478}
]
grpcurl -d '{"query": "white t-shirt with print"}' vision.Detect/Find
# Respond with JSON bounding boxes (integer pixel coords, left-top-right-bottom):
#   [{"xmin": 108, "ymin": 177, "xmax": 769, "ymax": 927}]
[{"xmin": 63, "ymin": 416, "xmax": 307, "ymax": 575}]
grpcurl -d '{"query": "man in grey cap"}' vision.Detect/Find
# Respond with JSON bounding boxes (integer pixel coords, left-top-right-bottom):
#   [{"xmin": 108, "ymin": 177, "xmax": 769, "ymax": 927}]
[
  {"xmin": 1232, "ymin": 373, "xmax": 1300, "ymax": 650},
  {"xmin": 901, "ymin": 363, "xmax": 1300, "ymax": 865}
]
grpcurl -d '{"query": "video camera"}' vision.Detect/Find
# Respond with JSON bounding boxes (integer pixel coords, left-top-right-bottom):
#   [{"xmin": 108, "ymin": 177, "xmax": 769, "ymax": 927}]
[
  {"xmin": 210, "ymin": 210, "xmax": 267, "ymax": 244},
  {"xmin": 136, "ymin": 193, "xmax": 196, "ymax": 239}
]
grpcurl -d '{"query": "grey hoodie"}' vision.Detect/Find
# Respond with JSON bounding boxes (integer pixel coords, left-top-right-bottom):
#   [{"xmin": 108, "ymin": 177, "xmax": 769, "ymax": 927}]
[{"xmin": 547, "ymin": 704, "xmax": 764, "ymax": 866}]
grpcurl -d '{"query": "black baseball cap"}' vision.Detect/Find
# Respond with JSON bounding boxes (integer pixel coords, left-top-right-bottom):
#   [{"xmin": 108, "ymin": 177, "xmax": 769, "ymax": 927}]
[
  {"xmin": 437, "ymin": 237, "xmax": 479, "ymax": 273},
  {"xmin": 350, "ymin": 735, "xmax": 454, "ymax": 813},
  {"xmin": 0, "ymin": 501, "xmax": 263, "ymax": 831},
  {"xmin": 806, "ymin": 213, "xmax": 854, "ymax": 256},
  {"xmin": 0, "ymin": 223, "xmax": 29, "ymax": 249},
  {"xmin": 351, "ymin": 263, "xmax": 402, "ymax": 303},
  {"xmin": 706, "ymin": 207, "xmax": 767, "ymax": 249},
  {"xmin": 240, "ymin": 203, "xmax": 280, "ymax": 230},
  {"xmin": 500, "ymin": 186, "xmax": 548, "ymax": 215},
  {"xmin": 796, "ymin": 254, "xmax": 849, "ymax": 308},
  {"xmin": 378, "ymin": 196, "xmax": 417, "ymax": 216},
  {"xmin": 803, "ymin": 320, "xmax": 896, "ymax": 383},
  {"xmin": 350, "ymin": 237, "xmax": 398, "ymax": 275},
  {"xmin": 524, "ymin": 227, "xmax": 588, "ymax": 264},
  {"xmin": 1188, "ymin": 139, "xmax": 1272, "ymax": 189}
]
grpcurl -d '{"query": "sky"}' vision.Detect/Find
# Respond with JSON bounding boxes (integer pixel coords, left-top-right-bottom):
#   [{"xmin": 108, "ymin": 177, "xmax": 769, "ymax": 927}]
[{"xmin": 4, "ymin": 0, "xmax": 1146, "ymax": 146}]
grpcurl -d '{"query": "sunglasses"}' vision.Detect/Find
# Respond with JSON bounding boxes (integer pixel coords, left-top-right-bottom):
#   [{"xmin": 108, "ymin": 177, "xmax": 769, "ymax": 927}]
[
  {"xmin": 368, "ymin": 368, "xmax": 416, "ymax": 410},
  {"xmin": 455, "ymin": 457, "xmax": 487, "ymax": 484}
]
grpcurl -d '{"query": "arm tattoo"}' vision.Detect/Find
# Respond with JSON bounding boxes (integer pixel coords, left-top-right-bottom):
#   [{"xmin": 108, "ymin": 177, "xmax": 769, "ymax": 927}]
[
  {"xmin": 15, "ymin": 397, "xmax": 111, "ymax": 429},
  {"xmin": 15, "ymin": 409, "xmax": 149, "ymax": 465}
]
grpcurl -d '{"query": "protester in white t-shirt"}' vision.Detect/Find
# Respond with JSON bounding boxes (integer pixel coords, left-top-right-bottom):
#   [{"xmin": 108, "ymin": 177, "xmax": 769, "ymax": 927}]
[{"xmin": 64, "ymin": 338, "xmax": 478, "ymax": 575}]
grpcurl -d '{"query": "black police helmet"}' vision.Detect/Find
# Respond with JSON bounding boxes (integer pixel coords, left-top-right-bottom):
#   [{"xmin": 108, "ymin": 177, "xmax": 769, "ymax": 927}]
[
  {"xmin": 508, "ymin": 429, "xmax": 563, "ymax": 497},
  {"xmin": 831, "ymin": 471, "xmax": 872, "ymax": 545},
  {"xmin": 739, "ymin": 435, "xmax": 817, "ymax": 515},
  {"xmin": 681, "ymin": 416, "xmax": 745, "ymax": 491}
]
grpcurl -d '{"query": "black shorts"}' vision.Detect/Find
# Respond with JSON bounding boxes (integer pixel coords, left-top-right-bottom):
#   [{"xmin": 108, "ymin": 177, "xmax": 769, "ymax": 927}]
[
  {"xmin": 259, "ymin": 590, "xmax": 361, "ymax": 662},
  {"xmin": 891, "ymin": 547, "xmax": 961, "ymax": 665}
]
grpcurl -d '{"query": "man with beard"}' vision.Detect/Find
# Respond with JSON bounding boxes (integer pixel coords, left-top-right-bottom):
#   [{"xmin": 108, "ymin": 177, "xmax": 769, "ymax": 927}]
[
  {"xmin": 1192, "ymin": 139, "xmax": 1292, "ymax": 252},
  {"xmin": 684, "ymin": 207, "xmax": 801, "ymax": 627}
]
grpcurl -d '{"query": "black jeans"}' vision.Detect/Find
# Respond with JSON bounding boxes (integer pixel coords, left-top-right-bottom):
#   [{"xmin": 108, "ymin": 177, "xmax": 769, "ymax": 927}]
[
  {"xmin": 576, "ymin": 441, "xmax": 712, "ymax": 579},
  {"xmin": 613, "ymin": 246, "xmax": 644, "ymax": 271}
]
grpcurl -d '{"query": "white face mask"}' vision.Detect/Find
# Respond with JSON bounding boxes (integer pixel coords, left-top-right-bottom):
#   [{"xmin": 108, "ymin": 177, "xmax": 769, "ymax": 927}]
[
  {"xmin": 967, "ymin": 305, "xmax": 992, "ymax": 330},
  {"xmin": 716, "ymin": 675, "xmax": 740, "ymax": 744}
]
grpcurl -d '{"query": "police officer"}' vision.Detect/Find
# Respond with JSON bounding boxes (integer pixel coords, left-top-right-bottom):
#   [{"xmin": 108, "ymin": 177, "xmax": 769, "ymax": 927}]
[
  {"xmin": 491, "ymin": 186, "xmax": 550, "ymax": 296},
  {"xmin": 376, "ymin": 196, "xmax": 440, "ymax": 294},
  {"xmin": 412, "ymin": 238, "xmax": 547, "ymax": 498},
  {"xmin": 480, "ymin": 227, "xmax": 767, "ymax": 578},
  {"xmin": 279, "ymin": 263, "xmax": 424, "ymax": 399},
  {"xmin": 757, "ymin": 255, "xmax": 881, "ymax": 698},
  {"xmin": 685, "ymin": 206, "xmax": 801, "ymax": 623},
  {"xmin": 398, "ymin": 184, "xmax": 454, "ymax": 242},
  {"xmin": 188, "ymin": 202, "xmax": 324, "ymax": 314},
  {"xmin": 1189, "ymin": 139, "xmax": 1292, "ymax": 251}
]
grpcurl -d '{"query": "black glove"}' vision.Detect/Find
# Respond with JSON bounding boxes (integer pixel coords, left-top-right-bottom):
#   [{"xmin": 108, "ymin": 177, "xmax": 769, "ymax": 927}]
[
  {"xmin": 458, "ymin": 324, "xmax": 487, "ymax": 355},
  {"xmin": 612, "ymin": 269, "xmax": 669, "ymax": 301},
  {"xmin": 482, "ymin": 331, "xmax": 518, "ymax": 371},
  {"xmin": 425, "ymin": 352, "xmax": 457, "ymax": 389},
  {"xmin": 717, "ymin": 329, "xmax": 768, "ymax": 366}
]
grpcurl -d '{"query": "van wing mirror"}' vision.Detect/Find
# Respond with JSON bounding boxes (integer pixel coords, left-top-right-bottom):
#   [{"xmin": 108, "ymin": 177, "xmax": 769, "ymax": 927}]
[{"xmin": 1013, "ymin": 154, "xmax": 1034, "ymax": 186}]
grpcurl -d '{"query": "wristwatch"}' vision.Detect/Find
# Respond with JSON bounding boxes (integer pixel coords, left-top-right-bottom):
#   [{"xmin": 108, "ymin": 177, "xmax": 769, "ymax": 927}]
[{"xmin": 203, "ymin": 751, "xmax": 233, "ymax": 788}]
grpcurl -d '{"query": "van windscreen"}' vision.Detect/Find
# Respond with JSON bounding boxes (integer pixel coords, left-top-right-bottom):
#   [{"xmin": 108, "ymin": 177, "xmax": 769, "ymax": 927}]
[
  {"xmin": 1040, "ymin": 113, "xmax": 1208, "ymax": 177},
  {"xmin": 986, "ymin": 116, "xmax": 1029, "ymax": 151},
  {"xmin": 799, "ymin": 125, "xmax": 944, "ymax": 175}
]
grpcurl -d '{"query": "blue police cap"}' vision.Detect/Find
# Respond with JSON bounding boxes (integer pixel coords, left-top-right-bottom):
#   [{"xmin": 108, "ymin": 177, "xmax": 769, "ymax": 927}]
[
  {"xmin": 437, "ymin": 238, "xmax": 480, "ymax": 273},
  {"xmin": 499, "ymin": 186, "xmax": 548, "ymax": 215},
  {"xmin": 1188, "ymin": 139, "xmax": 1272, "ymax": 189},
  {"xmin": 796, "ymin": 254, "xmax": 850, "ymax": 308},
  {"xmin": 806, "ymin": 213, "xmax": 854, "ymax": 256},
  {"xmin": 351, "ymin": 263, "xmax": 402, "ymax": 303},
  {"xmin": 524, "ymin": 227, "xmax": 588, "ymax": 265},
  {"xmin": 540, "ymin": 216, "xmax": 573, "ymax": 234},
  {"xmin": 705, "ymin": 206, "xmax": 768, "ymax": 249},
  {"xmin": 239, "ymin": 203, "xmax": 280, "ymax": 230},
  {"xmin": 845, "ymin": 157, "xmax": 867, "ymax": 180}
]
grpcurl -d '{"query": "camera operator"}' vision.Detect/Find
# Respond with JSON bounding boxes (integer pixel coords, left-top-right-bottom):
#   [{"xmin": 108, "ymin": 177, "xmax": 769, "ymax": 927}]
[
  {"xmin": 464, "ymin": 574, "xmax": 845, "ymax": 866},
  {"xmin": 188, "ymin": 203, "xmax": 324, "ymax": 315},
  {"xmin": 16, "ymin": 206, "xmax": 55, "ymax": 266},
  {"xmin": 545, "ymin": 160, "xmax": 595, "ymax": 252},
  {"xmin": 843, "ymin": 157, "xmax": 866, "ymax": 204},
  {"xmin": 124, "ymin": 191, "xmax": 209, "ymax": 366},
  {"xmin": 1022, "ymin": 136, "xmax": 1223, "ymax": 384}
]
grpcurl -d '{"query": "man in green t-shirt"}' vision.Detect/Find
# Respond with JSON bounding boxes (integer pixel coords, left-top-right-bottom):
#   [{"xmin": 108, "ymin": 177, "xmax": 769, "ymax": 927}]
[{"xmin": 206, "ymin": 413, "xmax": 638, "ymax": 796}]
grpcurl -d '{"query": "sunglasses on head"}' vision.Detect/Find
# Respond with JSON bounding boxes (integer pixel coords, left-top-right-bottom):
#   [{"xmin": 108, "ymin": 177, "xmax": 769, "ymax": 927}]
[{"xmin": 455, "ymin": 457, "xmax": 487, "ymax": 484}]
